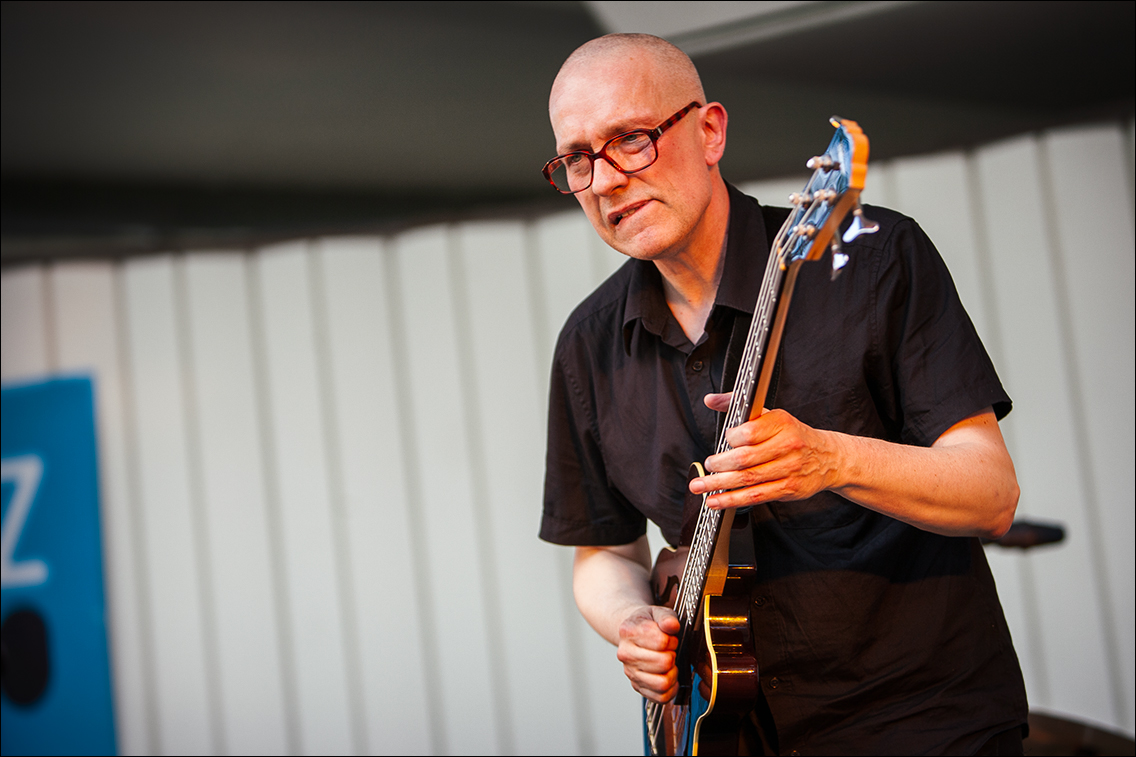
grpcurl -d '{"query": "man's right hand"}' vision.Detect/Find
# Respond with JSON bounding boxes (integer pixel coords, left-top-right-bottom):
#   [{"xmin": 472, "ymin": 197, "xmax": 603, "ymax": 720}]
[
  {"xmin": 616, "ymin": 604, "xmax": 681, "ymax": 702},
  {"xmin": 573, "ymin": 537, "xmax": 688, "ymax": 701}
]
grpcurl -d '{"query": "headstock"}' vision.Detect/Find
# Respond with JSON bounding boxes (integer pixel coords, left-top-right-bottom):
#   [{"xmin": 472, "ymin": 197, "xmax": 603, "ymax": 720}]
[{"xmin": 776, "ymin": 117, "xmax": 877, "ymax": 278}]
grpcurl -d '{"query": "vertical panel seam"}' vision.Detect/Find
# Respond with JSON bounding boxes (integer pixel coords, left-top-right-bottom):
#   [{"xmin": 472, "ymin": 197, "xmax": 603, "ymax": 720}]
[
  {"xmin": 963, "ymin": 150, "xmax": 1050, "ymax": 705},
  {"xmin": 42, "ymin": 263, "xmax": 59, "ymax": 372},
  {"xmin": 174, "ymin": 256, "xmax": 227, "ymax": 755},
  {"xmin": 522, "ymin": 220, "xmax": 596, "ymax": 755},
  {"xmin": 446, "ymin": 226, "xmax": 515, "ymax": 755},
  {"xmin": 382, "ymin": 242, "xmax": 447, "ymax": 755},
  {"xmin": 245, "ymin": 251, "xmax": 302, "ymax": 756},
  {"xmin": 114, "ymin": 261, "xmax": 161, "ymax": 755},
  {"xmin": 1123, "ymin": 118, "xmax": 1135, "ymax": 233},
  {"xmin": 1035, "ymin": 135, "xmax": 1125, "ymax": 725},
  {"xmin": 306, "ymin": 243, "xmax": 367, "ymax": 756}
]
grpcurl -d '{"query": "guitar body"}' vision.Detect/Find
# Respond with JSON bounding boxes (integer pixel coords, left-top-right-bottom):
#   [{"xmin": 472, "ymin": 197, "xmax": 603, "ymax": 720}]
[
  {"xmin": 693, "ymin": 511, "xmax": 758, "ymax": 756},
  {"xmin": 649, "ymin": 545, "xmax": 694, "ymax": 756},
  {"xmin": 650, "ymin": 467, "xmax": 759, "ymax": 756}
]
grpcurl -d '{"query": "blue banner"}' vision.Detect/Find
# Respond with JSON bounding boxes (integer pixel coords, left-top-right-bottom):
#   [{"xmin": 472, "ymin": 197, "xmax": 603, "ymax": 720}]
[{"xmin": 2, "ymin": 376, "xmax": 116, "ymax": 756}]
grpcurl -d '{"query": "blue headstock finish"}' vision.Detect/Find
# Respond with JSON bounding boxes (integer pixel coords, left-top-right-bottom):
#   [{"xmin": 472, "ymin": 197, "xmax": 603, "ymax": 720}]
[{"xmin": 776, "ymin": 117, "xmax": 877, "ymax": 278}]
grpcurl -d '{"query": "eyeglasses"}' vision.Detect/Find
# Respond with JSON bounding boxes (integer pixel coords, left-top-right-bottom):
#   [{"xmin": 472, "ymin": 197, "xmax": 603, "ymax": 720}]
[{"xmin": 542, "ymin": 102, "xmax": 702, "ymax": 194}]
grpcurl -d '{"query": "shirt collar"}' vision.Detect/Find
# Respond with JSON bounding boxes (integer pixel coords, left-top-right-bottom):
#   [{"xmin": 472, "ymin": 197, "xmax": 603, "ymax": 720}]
[{"xmin": 621, "ymin": 183, "xmax": 771, "ymax": 354}]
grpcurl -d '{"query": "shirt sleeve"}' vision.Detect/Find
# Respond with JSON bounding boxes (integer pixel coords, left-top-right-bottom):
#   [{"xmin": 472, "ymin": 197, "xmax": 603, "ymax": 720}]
[
  {"xmin": 871, "ymin": 213, "xmax": 1012, "ymax": 447},
  {"xmin": 539, "ymin": 340, "xmax": 647, "ymax": 546}
]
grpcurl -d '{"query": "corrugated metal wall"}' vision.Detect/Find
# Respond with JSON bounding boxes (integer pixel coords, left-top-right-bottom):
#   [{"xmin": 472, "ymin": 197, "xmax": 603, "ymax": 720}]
[{"xmin": 2, "ymin": 120, "xmax": 1133, "ymax": 754}]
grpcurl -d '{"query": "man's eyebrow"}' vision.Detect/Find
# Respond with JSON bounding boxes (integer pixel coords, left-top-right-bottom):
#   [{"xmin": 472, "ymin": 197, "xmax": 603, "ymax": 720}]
[{"xmin": 557, "ymin": 116, "xmax": 657, "ymax": 154}]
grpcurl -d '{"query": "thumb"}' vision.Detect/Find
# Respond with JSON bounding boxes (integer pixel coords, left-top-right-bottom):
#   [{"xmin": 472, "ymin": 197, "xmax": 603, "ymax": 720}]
[
  {"xmin": 651, "ymin": 605, "xmax": 681, "ymax": 636},
  {"xmin": 704, "ymin": 391, "xmax": 733, "ymax": 412}
]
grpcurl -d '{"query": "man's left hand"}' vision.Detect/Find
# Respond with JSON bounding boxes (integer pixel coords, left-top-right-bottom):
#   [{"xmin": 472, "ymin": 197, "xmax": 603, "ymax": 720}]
[
  {"xmin": 690, "ymin": 392, "xmax": 838, "ymax": 508},
  {"xmin": 690, "ymin": 393, "xmax": 1020, "ymax": 540}
]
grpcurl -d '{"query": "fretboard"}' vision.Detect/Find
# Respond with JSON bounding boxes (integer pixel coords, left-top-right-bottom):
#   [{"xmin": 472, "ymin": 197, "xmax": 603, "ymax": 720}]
[{"xmin": 671, "ymin": 209, "xmax": 796, "ymax": 635}]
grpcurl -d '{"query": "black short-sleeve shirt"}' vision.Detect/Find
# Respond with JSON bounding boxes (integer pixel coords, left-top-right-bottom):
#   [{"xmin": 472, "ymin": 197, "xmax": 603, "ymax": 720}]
[{"xmin": 540, "ymin": 184, "xmax": 1027, "ymax": 755}]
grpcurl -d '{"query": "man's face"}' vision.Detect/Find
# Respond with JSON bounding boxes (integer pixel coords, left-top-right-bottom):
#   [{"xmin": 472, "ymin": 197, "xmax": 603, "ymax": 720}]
[{"xmin": 549, "ymin": 59, "xmax": 719, "ymax": 264}]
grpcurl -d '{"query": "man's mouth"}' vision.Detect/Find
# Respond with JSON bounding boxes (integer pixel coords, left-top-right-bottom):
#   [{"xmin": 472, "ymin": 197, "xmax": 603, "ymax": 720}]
[{"xmin": 610, "ymin": 201, "xmax": 648, "ymax": 226}]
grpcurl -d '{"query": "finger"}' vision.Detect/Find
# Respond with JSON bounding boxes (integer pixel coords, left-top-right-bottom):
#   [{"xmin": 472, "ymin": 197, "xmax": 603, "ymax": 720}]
[
  {"xmin": 617, "ymin": 643, "xmax": 676, "ymax": 673},
  {"xmin": 697, "ymin": 449, "xmax": 795, "ymax": 491},
  {"xmin": 621, "ymin": 657, "xmax": 680, "ymax": 701},
  {"xmin": 692, "ymin": 443, "xmax": 784, "ymax": 490},
  {"xmin": 703, "ymin": 392, "xmax": 733, "ymax": 412},
  {"xmin": 632, "ymin": 670, "xmax": 680, "ymax": 703},
  {"xmin": 721, "ymin": 409, "xmax": 784, "ymax": 450},
  {"xmin": 705, "ymin": 475, "xmax": 818, "ymax": 508},
  {"xmin": 649, "ymin": 605, "xmax": 681, "ymax": 636},
  {"xmin": 619, "ymin": 614, "xmax": 678, "ymax": 652}
]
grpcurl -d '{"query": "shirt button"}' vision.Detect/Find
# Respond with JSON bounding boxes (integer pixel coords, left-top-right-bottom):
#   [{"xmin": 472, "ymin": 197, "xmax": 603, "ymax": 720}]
[
  {"xmin": 754, "ymin": 596, "xmax": 766, "ymax": 607},
  {"xmin": 692, "ymin": 360, "xmax": 704, "ymax": 372},
  {"xmin": 768, "ymin": 677, "xmax": 779, "ymax": 689}
]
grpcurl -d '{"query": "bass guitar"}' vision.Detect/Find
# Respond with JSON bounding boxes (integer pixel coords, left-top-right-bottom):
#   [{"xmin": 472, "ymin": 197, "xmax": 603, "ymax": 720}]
[{"xmin": 645, "ymin": 117, "xmax": 877, "ymax": 756}]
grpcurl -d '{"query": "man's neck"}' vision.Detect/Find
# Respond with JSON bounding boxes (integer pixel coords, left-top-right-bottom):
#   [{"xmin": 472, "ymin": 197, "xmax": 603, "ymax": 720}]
[{"xmin": 655, "ymin": 181, "xmax": 730, "ymax": 344}]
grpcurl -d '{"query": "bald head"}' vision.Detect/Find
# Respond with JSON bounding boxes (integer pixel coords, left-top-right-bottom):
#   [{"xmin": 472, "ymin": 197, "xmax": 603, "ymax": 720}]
[
  {"xmin": 550, "ymin": 34, "xmax": 705, "ymax": 119},
  {"xmin": 545, "ymin": 34, "xmax": 728, "ymax": 266}
]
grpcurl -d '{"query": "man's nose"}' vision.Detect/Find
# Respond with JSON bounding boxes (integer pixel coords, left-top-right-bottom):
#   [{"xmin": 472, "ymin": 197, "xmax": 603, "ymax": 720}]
[{"xmin": 590, "ymin": 156, "xmax": 628, "ymax": 195}]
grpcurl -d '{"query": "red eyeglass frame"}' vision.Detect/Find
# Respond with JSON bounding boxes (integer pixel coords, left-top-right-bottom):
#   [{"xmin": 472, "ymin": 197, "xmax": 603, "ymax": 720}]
[{"xmin": 541, "ymin": 101, "xmax": 703, "ymax": 193}]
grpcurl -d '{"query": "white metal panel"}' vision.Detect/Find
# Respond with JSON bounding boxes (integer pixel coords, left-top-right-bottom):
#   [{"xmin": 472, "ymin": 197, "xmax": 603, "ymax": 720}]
[
  {"xmin": 974, "ymin": 135, "xmax": 1114, "ymax": 725},
  {"xmin": 738, "ymin": 175, "xmax": 809, "ymax": 211},
  {"xmin": 183, "ymin": 252, "xmax": 290, "ymax": 754},
  {"xmin": 49, "ymin": 262, "xmax": 152, "ymax": 755},
  {"xmin": 393, "ymin": 224, "xmax": 501, "ymax": 755},
  {"xmin": 860, "ymin": 159, "xmax": 895, "ymax": 209},
  {"xmin": 532, "ymin": 210, "xmax": 602, "ymax": 368},
  {"xmin": 1, "ymin": 265, "xmax": 50, "ymax": 379},
  {"xmin": 1041, "ymin": 125, "xmax": 1135, "ymax": 732},
  {"xmin": 890, "ymin": 152, "xmax": 991, "ymax": 337},
  {"xmin": 121, "ymin": 255, "xmax": 216, "ymax": 755},
  {"xmin": 252, "ymin": 241, "xmax": 356, "ymax": 755},
  {"xmin": 456, "ymin": 220, "xmax": 582, "ymax": 754},
  {"xmin": 314, "ymin": 236, "xmax": 435, "ymax": 755}
]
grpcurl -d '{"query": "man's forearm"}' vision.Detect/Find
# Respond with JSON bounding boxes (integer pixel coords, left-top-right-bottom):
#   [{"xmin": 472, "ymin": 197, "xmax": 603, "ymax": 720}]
[
  {"xmin": 696, "ymin": 406, "xmax": 1020, "ymax": 539},
  {"xmin": 572, "ymin": 536, "xmax": 655, "ymax": 645},
  {"xmin": 827, "ymin": 410, "xmax": 1019, "ymax": 538}
]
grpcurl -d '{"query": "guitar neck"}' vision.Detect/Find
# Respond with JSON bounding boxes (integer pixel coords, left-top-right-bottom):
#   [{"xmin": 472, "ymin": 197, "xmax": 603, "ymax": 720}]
[
  {"xmin": 646, "ymin": 117, "xmax": 872, "ymax": 757},
  {"xmin": 672, "ymin": 213, "xmax": 800, "ymax": 637}
]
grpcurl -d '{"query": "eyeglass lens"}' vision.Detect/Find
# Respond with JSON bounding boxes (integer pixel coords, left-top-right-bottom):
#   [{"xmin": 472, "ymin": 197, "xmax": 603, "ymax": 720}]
[{"xmin": 547, "ymin": 132, "xmax": 658, "ymax": 193}]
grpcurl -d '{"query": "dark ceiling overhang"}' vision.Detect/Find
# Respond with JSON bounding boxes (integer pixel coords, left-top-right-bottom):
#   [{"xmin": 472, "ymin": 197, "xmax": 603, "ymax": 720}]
[{"xmin": 2, "ymin": 0, "xmax": 1132, "ymax": 263}]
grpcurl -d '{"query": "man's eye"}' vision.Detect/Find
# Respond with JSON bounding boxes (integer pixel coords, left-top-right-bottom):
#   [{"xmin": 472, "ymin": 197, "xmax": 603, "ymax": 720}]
[
  {"xmin": 614, "ymin": 133, "xmax": 651, "ymax": 153},
  {"xmin": 564, "ymin": 154, "xmax": 590, "ymax": 173}
]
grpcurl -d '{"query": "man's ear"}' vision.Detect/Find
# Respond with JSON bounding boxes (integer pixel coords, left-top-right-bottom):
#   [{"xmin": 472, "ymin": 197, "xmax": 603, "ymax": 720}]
[{"xmin": 700, "ymin": 102, "xmax": 728, "ymax": 167}]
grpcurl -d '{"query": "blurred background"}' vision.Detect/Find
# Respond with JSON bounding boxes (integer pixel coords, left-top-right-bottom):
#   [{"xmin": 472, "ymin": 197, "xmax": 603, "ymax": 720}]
[{"xmin": 1, "ymin": 1, "xmax": 1133, "ymax": 754}]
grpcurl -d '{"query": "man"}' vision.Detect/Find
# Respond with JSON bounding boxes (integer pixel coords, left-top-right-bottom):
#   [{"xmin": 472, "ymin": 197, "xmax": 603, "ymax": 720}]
[{"xmin": 539, "ymin": 33, "xmax": 1028, "ymax": 755}]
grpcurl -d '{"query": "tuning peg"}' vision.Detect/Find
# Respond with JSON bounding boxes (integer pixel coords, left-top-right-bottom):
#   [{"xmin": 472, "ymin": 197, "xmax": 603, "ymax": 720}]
[
  {"xmin": 807, "ymin": 155, "xmax": 839, "ymax": 171},
  {"xmin": 842, "ymin": 204, "xmax": 880, "ymax": 243},
  {"xmin": 830, "ymin": 237, "xmax": 849, "ymax": 280}
]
